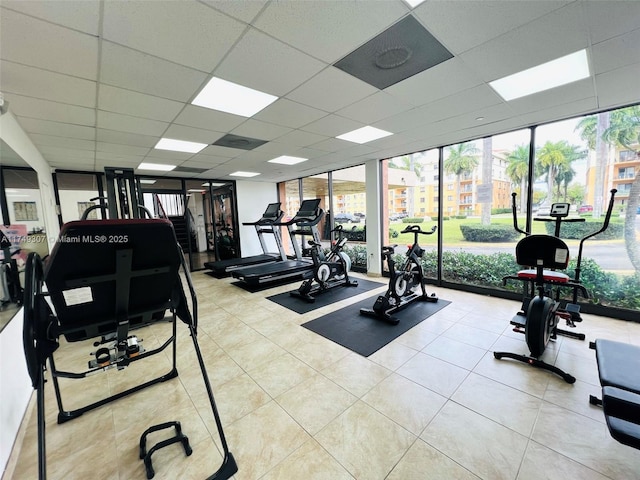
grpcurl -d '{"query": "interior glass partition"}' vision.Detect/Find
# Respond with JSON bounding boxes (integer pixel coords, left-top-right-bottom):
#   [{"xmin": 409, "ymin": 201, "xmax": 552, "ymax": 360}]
[{"xmin": 54, "ymin": 172, "xmax": 104, "ymax": 223}]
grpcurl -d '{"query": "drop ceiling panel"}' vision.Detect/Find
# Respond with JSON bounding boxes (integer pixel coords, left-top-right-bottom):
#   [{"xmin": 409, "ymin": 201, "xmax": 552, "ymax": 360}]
[
  {"xmin": 97, "ymin": 111, "xmax": 168, "ymax": 137},
  {"xmin": 163, "ymin": 124, "xmax": 223, "ymax": 145},
  {"xmin": 300, "ymin": 114, "xmax": 361, "ymax": 138},
  {"xmin": 0, "ymin": 9, "xmax": 98, "ymax": 80},
  {"xmin": 1, "ymin": 61, "xmax": 96, "ymax": 108},
  {"xmin": 96, "ymin": 142, "xmax": 150, "ymax": 157},
  {"xmin": 273, "ymin": 130, "xmax": 328, "ymax": 148},
  {"xmin": 506, "ymin": 78, "xmax": 595, "ymax": 115},
  {"xmin": 199, "ymin": 144, "xmax": 244, "ymax": 158},
  {"xmin": 96, "ymin": 151, "xmax": 145, "ymax": 164},
  {"xmin": 143, "ymin": 151, "xmax": 194, "ymax": 162},
  {"xmin": 459, "ymin": 2, "xmax": 588, "ymax": 81},
  {"xmin": 7, "ymin": 94, "xmax": 95, "ymax": 126},
  {"xmin": 100, "ymin": 42, "xmax": 207, "ymax": 102},
  {"xmin": 0, "ymin": 0, "xmax": 100, "ymax": 35},
  {"xmin": 186, "ymin": 152, "xmax": 231, "ymax": 165},
  {"xmin": 336, "ymin": 92, "xmax": 413, "ymax": 124},
  {"xmin": 385, "ymin": 58, "xmax": 483, "ymax": 107},
  {"xmin": 286, "ymin": 67, "xmax": 378, "ymax": 112},
  {"xmin": 30, "ymin": 134, "xmax": 95, "ymax": 151},
  {"xmin": 97, "ymin": 85, "xmax": 184, "ymax": 122},
  {"xmin": 591, "ymin": 29, "xmax": 640, "ymax": 75},
  {"xmin": 595, "ymin": 63, "xmax": 640, "ymax": 110},
  {"xmin": 309, "ymin": 138, "xmax": 355, "ymax": 153},
  {"xmin": 215, "ymin": 28, "xmax": 326, "ymax": 96},
  {"xmin": 173, "ymin": 105, "xmax": 246, "ymax": 132},
  {"xmin": 231, "ymin": 119, "xmax": 292, "ymax": 141},
  {"xmin": 253, "ymin": 99, "xmax": 328, "ymax": 129},
  {"xmin": 102, "ymin": 1, "xmax": 245, "ymax": 72},
  {"xmin": 201, "ymin": 0, "xmax": 268, "ymax": 23},
  {"xmin": 38, "ymin": 145, "xmax": 94, "ymax": 159},
  {"xmin": 16, "ymin": 117, "xmax": 96, "ymax": 140},
  {"xmin": 254, "ymin": 0, "xmax": 409, "ymax": 63},
  {"xmin": 96, "ymin": 129, "xmax": 157, "ymax": 148},
  {"xmin": 584, "ymin": 1, "xmax": 640, "ymax": 44},
  {"xmin": 415, "ymin": 0, "xmax": 570, "ymax": 55}
]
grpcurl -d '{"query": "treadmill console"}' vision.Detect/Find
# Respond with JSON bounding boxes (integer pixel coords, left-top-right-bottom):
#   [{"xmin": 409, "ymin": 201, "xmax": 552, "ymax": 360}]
[{"xmin": 550, "ymin": 203, "xmax": 570, "ymax": 217}]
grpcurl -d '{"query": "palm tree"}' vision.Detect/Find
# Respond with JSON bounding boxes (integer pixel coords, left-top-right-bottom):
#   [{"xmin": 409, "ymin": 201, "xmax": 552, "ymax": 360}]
[
  {"xmin": 444, "ymin": 142, "xmax": 480, "ymax": 215},
  {"xmin": 504, "ymin": 144, "xmax": 530, "ymax": 213},
  {"xmin": 602, "ymin": 106, "xmax": 640, "ymax": 271},
  {"xmin": 537, "ymin": 141, "xmax": 585, "ymax": 202}
]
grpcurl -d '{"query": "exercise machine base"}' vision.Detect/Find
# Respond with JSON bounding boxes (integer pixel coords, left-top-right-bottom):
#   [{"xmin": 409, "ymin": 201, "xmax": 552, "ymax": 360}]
[{"xmin": 360, "ymin": 292, "xmax": 438, "ymax": 325}]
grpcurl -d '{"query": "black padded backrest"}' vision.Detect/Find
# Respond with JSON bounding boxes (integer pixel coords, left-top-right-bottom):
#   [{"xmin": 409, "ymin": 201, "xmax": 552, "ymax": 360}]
[
  {"xmin": 515, "ymin": 234, "xmax": 570, "ymax": 269},
  {"xmin": 45, "ymin": 219, "xmax": 181, "ymax": 342},
  {"xmin": 293, "ymin": 199, "xmax": 321, "ymax": 220}
]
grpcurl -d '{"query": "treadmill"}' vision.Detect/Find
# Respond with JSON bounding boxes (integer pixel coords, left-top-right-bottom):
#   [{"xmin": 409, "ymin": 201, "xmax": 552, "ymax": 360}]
[
  {"xmin": 232, "ymin": 199, "xmax": 324, "ymax": 287},
  {"xmin": 204, "ymin": 202, "xmax": 287, "ymax": 276}
]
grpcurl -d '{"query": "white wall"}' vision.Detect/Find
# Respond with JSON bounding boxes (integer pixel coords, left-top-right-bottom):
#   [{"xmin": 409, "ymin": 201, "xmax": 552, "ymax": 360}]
[
  {"xmin": 0, "ymin": 309, "xmax": 33, "ymax": 475},
  {"xmin": 0, "ymin": 111, "xmax": 59, "ymax": 247},
  {"xmin": 235, "ymin": 181, "xmax": 279, "ymax": 257}
]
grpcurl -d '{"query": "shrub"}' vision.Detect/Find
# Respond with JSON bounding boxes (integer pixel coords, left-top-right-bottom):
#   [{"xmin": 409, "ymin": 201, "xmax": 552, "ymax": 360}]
[
  {"xmin": 454, "ymin": 215, "xmax": 467, "ymax": 219},
  {"xmin": 342, "ymin": 244, "xmax": 367, "ymax": 270},
  {"xmin": 389, "ymin": 228, "xmax": 399, "ymax": 238},
  {"xmin": 543, "ymin": 220, "xmax": 623, "ymax": 240},
  {"xmin": 402, "ymin": 217, "xmax": 424, "ymax": 223},
  {"xmin": 460, "ymin": 224, "xmax": 520, "ymax": 242},
  {"xmin": 492, "ymin": 208, "xmax": 511, "ymax": 215},
  {"xmin": 343, "ymin": 226, "xmax": 366, "ymax": 242}
]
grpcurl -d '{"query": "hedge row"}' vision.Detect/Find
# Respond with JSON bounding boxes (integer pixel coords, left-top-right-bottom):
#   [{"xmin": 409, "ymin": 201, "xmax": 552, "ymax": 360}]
[
  {"xmin": 543, "ymin": 221, "xmax": 623, "ymax": 240},
  {"xmin": 459, "ymin": 224, "xmax": 520, "ymax": 242}
]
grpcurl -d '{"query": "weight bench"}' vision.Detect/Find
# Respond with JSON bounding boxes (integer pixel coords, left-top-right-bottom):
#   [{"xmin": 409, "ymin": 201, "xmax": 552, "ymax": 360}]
[
  {"xmin": 23, "ymin": 218, "xmax": 237, "ymax": 479},
  {"xmin": 589, "ymin": 339, "xmax": 640, "ymax": 450}
]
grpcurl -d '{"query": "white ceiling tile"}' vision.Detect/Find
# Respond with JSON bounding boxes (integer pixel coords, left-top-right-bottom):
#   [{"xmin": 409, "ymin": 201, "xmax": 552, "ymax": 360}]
[
  {"xmin": 254, "ymin": 99, "xmax": 327, "ymax": 129},
  {"xmin": 300, "ymin": 115, "xmax": 362, "ymax": 138},
  {"xmin": 308, "ymin": 138, "xmax": 352, "ymax": 153},
  {"xmin": 143, "ymin": 151, "xmax": 194, "ymax": 162},
  {"xmin": 0, "ymin": 9, "xmax": 98, "ymax": 80},
  {"xmin": 7, "ymin": 94, "xmax": 95, "ymax": 126},
  {"xmin": 30, "ymin": 133, "xmax": 94, "ymax": 151},
  {"xmin": 97, "ymin": 111, "xmax": 169, "ymax": 137},
  {"xmin": 98, "ymin": 85, "xmax": 184, "ymax": 122},
  {"xmin": 100, "ymin": 42, "xmax": 207, "ymax": 102},
  {"xmin": 102, "ymin": 1, "xmax": 245, "ymax": 72},
  {"xmin": 96, "ymin": 151, "xmax": 145, "ymax": 164},
  {"xmin": 96, "ymin": 142, "xmax": 150, "ymax": 156},
  {"xmin": 272, "ymin": 130, "xmax": 328, "ymax": 148},
  {"xmin": 595, "ymin": 62, "xmax": 640, "ymax": 110},
  {"xmin": 180, "ymin": 156, "xmax": 228, "ymax": 167},
  {"xmin": 584, "ymin": 1, "xmax": 640, "ymax": 44},
  {"xmin": 97, "ymin": 129, "xmax": 157, "ymax": 148},
  {"xmin": 286, "ymin": 67, "xmax": 378, "ymax": 112},
  {"xmin": 38, "ymin": 145, "xmax": 94, "ymax": 159},
  {"xmin": 0, "ymin": 0, "xmax": 100, "ymax": 35},
  {"xmin": 201, "ymin": 0, "xmax": 268, "ymax": 23},
  {"xmin": 16, "ymin": 117, "xmax": 96, "ymax": 140},
  {"xmin": 215, "ymin": 28, "xmax": 325, "ymax": 96},
  {"xmin": 173, "ymin": 105, "xmax": 246, "ymax": 132},
  {"xmin": 46, "ymin": 156, "xmax": 96, "ymax": 170},
  {"xmin": 162, "ymin": 124, "xmax": 223, "ymax": 144},
  {"xmin": 416, "ymin": 1, "xmax": 571, "ymax": 54},
  {"xmin": 385, "ymin": 58, "xmax": 483, "ymax": 107},
  {"xmin": 591, "ymin": 29, "xmax": 640, "ymax": 75},
  {"xmin": 336, "ymin": 91, "xmax": 414, "ymax": 124},
  {"xmin": 1, "ymin": 61, "xmax": 96, "ymax": 107},
  {"xmin": 507, "ymin": 78, "xmax": 595, "ymax": 115},
  {"xmin": 199, "ymin": 145, "xmax": 242, "ymax": 158},
  {"xmin": 255, "ymin": 1, "xmax": 408, "ymax": 63},
  {"xmin": 251, "ymin": 142, "xmax": 292, "ymax": 155},
  {"xmin": 231, "ymin": 119, "xmax": 292, "ymax": 141},
  {"xmin": 459, "ymin": 2, "xmax": 588, "ymax": 81}
]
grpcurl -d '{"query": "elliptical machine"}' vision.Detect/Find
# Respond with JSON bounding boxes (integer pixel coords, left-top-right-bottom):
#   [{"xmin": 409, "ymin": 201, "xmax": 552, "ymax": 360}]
[
  {"xmin": 290, "ymin": 224, "xmax": 358, "ymax": 303},
  {"xmin": 494, "ymin": 189, "xmax": 617, "ymax": 383},
  {"xmin": 360, "ymin": 224, "xmax": 438, "ymax": 325}
]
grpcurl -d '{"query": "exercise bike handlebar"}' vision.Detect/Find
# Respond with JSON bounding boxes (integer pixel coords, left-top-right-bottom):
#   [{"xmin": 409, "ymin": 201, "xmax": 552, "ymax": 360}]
[
  {"xmin": 400, "ymin": 225, "xmax": 437, "ymax": 235},
  {"xmin": 511, "ymin": 192, "xmax": 528, "ymax": 236}
]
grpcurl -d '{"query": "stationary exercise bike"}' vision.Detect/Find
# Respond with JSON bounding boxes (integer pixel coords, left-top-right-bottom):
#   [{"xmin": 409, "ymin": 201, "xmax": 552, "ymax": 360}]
[
  {"xmin": 290, "ymin": 224, "xmax": 358, "ymax": 302},
  {"xmin": 360, "ymin": 224, "xmax": 438, "ymax": 325},
  {"xmin": 494, "ymin": 189, "xmax": 617, "ymax": 383}
]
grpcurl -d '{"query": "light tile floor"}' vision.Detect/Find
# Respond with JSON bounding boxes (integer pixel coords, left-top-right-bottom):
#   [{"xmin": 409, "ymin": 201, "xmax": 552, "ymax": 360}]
[{"xmin": 5, "ymin": 272, "xmax": 640, "ymax": 480}]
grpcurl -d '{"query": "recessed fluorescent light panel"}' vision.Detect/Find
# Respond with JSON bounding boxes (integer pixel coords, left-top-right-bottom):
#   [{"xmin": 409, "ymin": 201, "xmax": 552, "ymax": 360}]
[
  {"xmin": 489, "ymin": 49, "xmax": 590, "ymax": 101},
  {"xmin": 268, "ymin": 156, "xmax": 308, "ymax": 165},
  {"xmin": 336, "ymin": 126, "xmax": 393, "ymax": 144},
  {"xmin": 138, "ymin": 162, "xmax": 176, "ymax": 172},
  {"xmin": 139, "ymin": 179, "xmax": 157, "ymax": 184},
  {"xmin": 405, "ymin": 0, "xmax": 426, "ymax": 8},
  {"xmin": 192, "ymin": 77, "xmax": 278, "ymax": 117},
  {"xmin": 154, "ymin": 138, "xmax": 207, "ymax": 154},
  {"xmin": 202, "ymin": 182, "xmax": 225, "ymax": 187},
  {"xmin": 230, "ymin": 171, "xmax": 260, "ymax": 178}
]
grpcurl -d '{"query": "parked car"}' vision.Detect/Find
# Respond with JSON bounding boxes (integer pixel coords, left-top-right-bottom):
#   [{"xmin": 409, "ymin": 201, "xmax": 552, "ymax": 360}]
[
  {"xmin": 535, "ymin": 206, "xmax": 551, "ymax": 217},
  {"xmin": 334, "ymin": 213, "xmax": 360, "ymax": 224},
  {"xmin": 578, "ymin": 205, "xmax": 593, "ymax": 213}
]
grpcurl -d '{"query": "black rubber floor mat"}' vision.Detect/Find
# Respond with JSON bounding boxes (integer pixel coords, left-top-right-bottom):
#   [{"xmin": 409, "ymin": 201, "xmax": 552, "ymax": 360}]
[
  {"xmin": 302, "ymin": 296, "xmax": 450, "ymax": 357},
  {"xmin": 267, "ymin": 278, "xmax": 384, "ymax": 314}
]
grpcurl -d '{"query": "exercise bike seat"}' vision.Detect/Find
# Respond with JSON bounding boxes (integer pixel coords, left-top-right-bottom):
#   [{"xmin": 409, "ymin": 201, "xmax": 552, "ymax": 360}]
[{"xmin": 516, "ymin": 269, "xmax": 570, "ymax": 283}]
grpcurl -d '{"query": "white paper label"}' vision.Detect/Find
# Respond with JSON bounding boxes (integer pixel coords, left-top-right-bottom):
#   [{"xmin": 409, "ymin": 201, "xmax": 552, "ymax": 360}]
[
  {"xmin": 62, "ymin": 287, "xmax": 93, "ymax": 306},
  {"xmin": 555, "ymin": 248, "xmax": 568, "ymax": 263}
]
